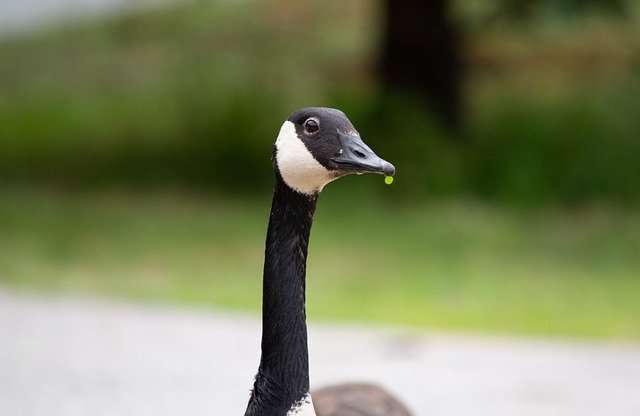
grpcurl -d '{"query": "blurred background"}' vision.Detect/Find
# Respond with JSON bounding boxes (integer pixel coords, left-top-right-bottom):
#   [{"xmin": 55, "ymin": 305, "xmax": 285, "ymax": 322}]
[{"xmin": 1, "ymin": 0, "xmax": 640, "ymax": 341}]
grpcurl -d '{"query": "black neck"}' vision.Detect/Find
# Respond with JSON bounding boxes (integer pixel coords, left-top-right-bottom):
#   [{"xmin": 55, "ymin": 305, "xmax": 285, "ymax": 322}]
[{"xmin": 245, "ymin": 173, "xmax": 318, "ymax": 416}]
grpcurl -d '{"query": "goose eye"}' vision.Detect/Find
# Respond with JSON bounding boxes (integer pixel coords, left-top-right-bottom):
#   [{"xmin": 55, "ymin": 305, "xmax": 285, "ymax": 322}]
[{"xmin": 304, "ymin": 119, "xmax": 319, "ymax": 133}]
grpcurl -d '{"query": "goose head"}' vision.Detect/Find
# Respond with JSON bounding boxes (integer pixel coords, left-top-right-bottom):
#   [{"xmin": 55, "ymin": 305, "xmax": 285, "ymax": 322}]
[{"xmin": 274, "ymin": 107, "xmax": 395, "ymax": 195}]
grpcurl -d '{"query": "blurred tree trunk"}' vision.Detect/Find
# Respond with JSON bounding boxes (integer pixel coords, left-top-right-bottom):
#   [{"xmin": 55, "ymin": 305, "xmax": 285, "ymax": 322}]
[{"xmin": 380, "ymin": 0, "xmax": 462, "ymax": 131}]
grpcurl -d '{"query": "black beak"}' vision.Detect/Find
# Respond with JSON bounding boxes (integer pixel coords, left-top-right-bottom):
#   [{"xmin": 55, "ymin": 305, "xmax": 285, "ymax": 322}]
[{"xmin": 332, "ymin": 134, "xmax": 395, "ymax": 176}]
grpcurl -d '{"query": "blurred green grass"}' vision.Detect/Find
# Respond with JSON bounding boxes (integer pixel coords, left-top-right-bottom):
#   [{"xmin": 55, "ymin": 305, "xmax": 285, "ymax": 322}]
[
  {"xmin": 1, "ymin": 0, "xmax": 640, "ymax": 202},
  {"xmin": 0, "ymin": 0, "xmax": 380, "ymax": 191},
  {"xmin": 1, "ymin": 187, "xmax": 638, "ymax": 339},
  {"xmin": 1, "ymin": 1, "xmax": 639, "ymax": 338}
]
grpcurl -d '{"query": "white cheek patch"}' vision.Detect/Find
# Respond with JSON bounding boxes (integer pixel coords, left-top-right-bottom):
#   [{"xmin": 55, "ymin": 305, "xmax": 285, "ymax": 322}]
[
  {"xmin": 286, "ymin": 393, "xmax": 316, "ymax": 416},
  {"xmin": 275, "ymin": 121, "xmax": 334, "ymax": 195}
]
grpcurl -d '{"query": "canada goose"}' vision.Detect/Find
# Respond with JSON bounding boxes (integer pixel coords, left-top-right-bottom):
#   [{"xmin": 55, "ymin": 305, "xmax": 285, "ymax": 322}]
[{"xmin": 243, "ymin": 107, "xmax": 404, "ymax": 416}]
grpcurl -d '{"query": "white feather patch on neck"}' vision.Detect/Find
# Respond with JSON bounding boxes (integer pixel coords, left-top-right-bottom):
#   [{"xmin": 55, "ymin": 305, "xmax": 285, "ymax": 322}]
[
  {"xmin": 275, "ymin": 121, "xmax": 333, "ymax": 195},
  {"xmin": 286, "ymin": 393, "xmax": 316, "ymax": 416}
]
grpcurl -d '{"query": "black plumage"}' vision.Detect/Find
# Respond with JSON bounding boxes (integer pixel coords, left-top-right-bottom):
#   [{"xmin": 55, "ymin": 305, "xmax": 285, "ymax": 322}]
[
  {"xmin": 244, "ymin": 108, "xmax": 403, "ymax": 416},
  {"xmin": 244, "ymin": 171, "xmax": 317, "ymax": 416}
]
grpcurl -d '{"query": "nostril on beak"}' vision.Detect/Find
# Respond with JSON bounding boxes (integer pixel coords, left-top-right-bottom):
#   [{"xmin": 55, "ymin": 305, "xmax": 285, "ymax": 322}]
[{"xmin": 353, "ymin": 149, "xmax": 366, "ymax": 159}]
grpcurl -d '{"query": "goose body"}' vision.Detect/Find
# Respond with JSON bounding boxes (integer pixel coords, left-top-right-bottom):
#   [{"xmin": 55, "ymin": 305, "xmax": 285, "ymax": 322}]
[
  {"xmin": 313, "ymin": 383, "xmax": 413, "ymax": 416},
  {"xmin": 244, "ymin": 108, "xmax": 397, "ymax": 416}
]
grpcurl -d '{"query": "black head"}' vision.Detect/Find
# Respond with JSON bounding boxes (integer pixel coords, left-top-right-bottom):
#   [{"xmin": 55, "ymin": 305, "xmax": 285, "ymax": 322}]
[{"xmin": 273, "ymin": 107, "xmax": 395, "ymax": 195}]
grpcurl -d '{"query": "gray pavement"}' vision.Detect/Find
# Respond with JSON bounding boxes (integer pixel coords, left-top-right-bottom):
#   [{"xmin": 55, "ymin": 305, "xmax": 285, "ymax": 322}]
[{"xmin": 1, "ymin": 288, "xmax": 639, "ymax": 416}]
